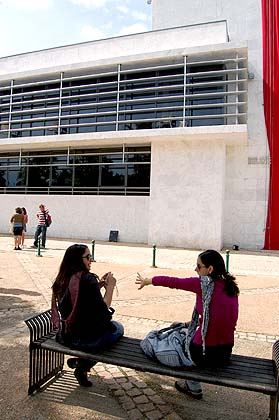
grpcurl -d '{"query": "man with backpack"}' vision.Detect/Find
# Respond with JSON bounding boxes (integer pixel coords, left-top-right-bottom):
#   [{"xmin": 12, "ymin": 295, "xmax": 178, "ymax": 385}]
[{"xmin": 32, "ymin": 204, "xmax": 52, "ymax": 249}]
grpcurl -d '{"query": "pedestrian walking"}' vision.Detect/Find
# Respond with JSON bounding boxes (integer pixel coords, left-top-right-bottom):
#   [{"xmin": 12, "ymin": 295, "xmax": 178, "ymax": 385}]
[
  {"xmin": 21, "ymin": 207, "xmax": 28, "ymax": 248},
  {"xmin": 32, "ymin": 204, "xmax": 51, "ymax": 249},
  {"xmin": 10, "ymin": 207, "xmax": 24, "ymax": 250}
]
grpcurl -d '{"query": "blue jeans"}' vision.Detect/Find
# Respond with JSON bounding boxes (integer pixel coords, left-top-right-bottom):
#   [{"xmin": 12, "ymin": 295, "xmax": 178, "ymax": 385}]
[
  {"xmin": 34, "ymin": 225, "xmax": 47, "ymax": 247},
  {"xmin": 71, "ymin": 321, "xmax": 124, "ymax": 353}
]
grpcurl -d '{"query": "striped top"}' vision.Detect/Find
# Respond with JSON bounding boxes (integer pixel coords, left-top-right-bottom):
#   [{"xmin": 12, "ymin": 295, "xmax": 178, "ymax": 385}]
[{"xmin": 37, "ymin": 208, "xmax": 50, "ymax": 226}]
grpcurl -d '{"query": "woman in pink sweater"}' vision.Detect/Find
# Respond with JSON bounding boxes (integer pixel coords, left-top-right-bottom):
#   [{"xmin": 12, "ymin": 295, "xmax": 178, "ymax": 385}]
[{"xmin": 136, "ymin": 249, "xmax": 239, "ymax": 400}]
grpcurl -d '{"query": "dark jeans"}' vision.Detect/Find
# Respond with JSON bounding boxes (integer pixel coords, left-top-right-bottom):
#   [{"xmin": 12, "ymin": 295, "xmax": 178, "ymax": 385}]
[
  {"xmin": 190, "ymin": 342, "xmax": 233, "ymax": 367},
  {"xmin": 71, "ymin": 321, "xmax": 124, "ymax": 353},
  {"xmin": 34, "ymin": 225, "xmax": 47, "ymax": 247}
]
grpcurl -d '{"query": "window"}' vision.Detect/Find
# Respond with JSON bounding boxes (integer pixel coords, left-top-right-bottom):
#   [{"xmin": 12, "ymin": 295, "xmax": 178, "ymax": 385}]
[
  {"xmin": 74, "ymin": 165, "xmax": 99, "ymax": 187},
  {"xmin": 101, "ymin": 165, "xmax": 125, "ymax": 186},
  {"xmin": 0, "ymin": 146, "xmax": 151, "ymax": 195},
  {"xmin": 0, "ymin": 54, "xmax": 247, "ymax": 138},
  {"xmin": 186, "ymin": 64, "xmax": 225, "ymax": 126}
]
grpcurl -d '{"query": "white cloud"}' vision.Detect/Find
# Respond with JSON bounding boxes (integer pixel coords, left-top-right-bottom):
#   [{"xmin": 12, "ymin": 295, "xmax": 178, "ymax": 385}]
[
  {"xmin": 117, "ymin": 22, "xmax": 148, "ymax": 37},
  {"xmin": 116, "ymin": 5, "xmax": 129, "ymax": 14},
  {"xmin": 81, "ymin": 24, "xmax": 106, "ymax": 41},
  {"xmin": 2, "ymin": 0, "xmax": 53, "ymax": 10},
  {"xmin": 131, "ymin": 10, "xmax": 149, "ymax": 22},
  {"xmin": 68, "ymin": 0, "xmax": 109, "ymax": 8},
  {"xmin": 115, "ymin": 5, "xmax": 149, "ymax": 22}
]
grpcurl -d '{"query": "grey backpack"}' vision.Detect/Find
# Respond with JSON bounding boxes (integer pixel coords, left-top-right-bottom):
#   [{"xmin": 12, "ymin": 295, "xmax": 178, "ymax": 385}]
[{"xmin": 140, "ymin": 323, "xmax": 194, "ymax": 368}]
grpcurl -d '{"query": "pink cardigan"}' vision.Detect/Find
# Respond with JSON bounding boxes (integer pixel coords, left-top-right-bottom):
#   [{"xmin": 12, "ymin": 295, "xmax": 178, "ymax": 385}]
[{"xmin": 152, "ymin": 276, "xmax": 238, "ymax": 347}]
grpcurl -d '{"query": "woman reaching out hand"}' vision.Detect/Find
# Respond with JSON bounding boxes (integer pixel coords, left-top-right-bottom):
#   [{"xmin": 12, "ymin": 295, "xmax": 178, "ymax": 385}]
[{"xmin": 136, "ymin": 249, "xmax": 239, "ymax": 400}]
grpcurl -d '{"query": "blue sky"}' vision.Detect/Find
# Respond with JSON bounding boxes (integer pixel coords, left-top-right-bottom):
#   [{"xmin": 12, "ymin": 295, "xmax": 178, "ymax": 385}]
[{"xmin": 0, "ymin": 0, "xmax": 152, "ymax": 58}]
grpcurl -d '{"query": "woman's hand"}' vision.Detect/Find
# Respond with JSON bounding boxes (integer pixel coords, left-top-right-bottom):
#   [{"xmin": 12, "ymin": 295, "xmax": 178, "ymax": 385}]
[
  {"xmin": 99, "ymin": 272, "xmax": 116, "ymax": 290},
  {"xmin": 99, "ymin": 272, "xmax": 111, "ymax": 289},
  {"xmin": 104, "ymin": 272, "xmax": 116, "ymax": 290},
  {"xmin": 135, "ymin": 272, "xmax": 152, "ymax": 289},
  {"xmin": 103, "ymin": 272, "xmax": 117, "ymax": 308}
]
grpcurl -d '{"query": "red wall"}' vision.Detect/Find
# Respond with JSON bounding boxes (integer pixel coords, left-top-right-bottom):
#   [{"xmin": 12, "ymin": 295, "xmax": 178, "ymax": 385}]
[{"xmin": 262, "ymin": 0, "xmax": 279, "ymax": 249}]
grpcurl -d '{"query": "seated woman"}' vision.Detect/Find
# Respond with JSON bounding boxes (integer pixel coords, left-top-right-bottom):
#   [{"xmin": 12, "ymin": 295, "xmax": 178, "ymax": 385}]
[
  {"xmin": 51, "ymin": 244, "xmax": 124, "ymax": 387},
  {"xmin": 136, "ymin": 249, "xmax": 239, "ymax": 399}
]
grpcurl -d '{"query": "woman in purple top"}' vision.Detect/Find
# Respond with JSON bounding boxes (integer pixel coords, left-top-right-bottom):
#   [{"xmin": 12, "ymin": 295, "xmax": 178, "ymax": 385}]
[{"xmin": 136, "ymin": 249, "xmax": 239, "ymax": 400}]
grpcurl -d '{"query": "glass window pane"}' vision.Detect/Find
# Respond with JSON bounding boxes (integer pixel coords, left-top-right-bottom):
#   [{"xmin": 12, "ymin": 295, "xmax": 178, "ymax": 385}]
[
  {"xmin": 101, "ymin": 165, "xmax": 125, "ymax": 186},
  {"xmin": 28, "ymin": 166, "xmax": 50, "ymax": 186},
  {"xmin": 7, "ymin": 168, "xmax": 26, "ymax": 186},
  {"xmin": 0, "ymin": 169, "xmax": 7, "ymax": 186},
  {"xmin": 28, "ymin": 156, "xmax": 51, "ymax": 166},
  {"xmin": 101, "ymin": 154, "xmax": 122, "ymax": 163},
  {"xmin": 74, "ymin": 165, "xmax": 99, "ymax": 187},
  {"xmin": 127, "ymin": 164, "xmax": 150, "ymax": 187},
  {"xmin": 51, "ymin": 166, "xmax": 72, "ymax": 186},
  {"xmin": 74, "ymin": 155, "xmax": 99, "ymax": 164}
]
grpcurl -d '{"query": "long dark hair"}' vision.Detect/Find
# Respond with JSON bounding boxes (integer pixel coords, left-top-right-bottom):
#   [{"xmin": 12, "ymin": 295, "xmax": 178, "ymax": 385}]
[
  {"xmin": 52, "ymin": 244, "xmax": 88, "ymax": 300},
  {"xmin": 199, "ymin": 249, "xmax": 239, "ymax": 297}
]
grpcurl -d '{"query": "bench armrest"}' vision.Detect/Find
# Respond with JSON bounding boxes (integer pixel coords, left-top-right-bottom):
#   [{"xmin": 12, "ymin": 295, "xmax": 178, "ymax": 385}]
[
  {"xmin": 272, "ymin": 339, "xmax": 279, "ymax": 386},
  {"xmin": 25, "ymin": 309, "xmax": 54, "ymax": 343}
]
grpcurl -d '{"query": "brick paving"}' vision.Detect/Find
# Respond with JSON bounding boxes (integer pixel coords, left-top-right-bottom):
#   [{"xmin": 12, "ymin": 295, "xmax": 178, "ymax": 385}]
[{"xmin": 0, "ymin": 234, "xmax": 278, "ymax": 419}]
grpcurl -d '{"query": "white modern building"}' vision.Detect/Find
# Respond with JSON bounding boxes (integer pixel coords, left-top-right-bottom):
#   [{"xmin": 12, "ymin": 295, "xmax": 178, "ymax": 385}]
[{"xmin": 0, "ymin": 0, "xmax": 268, "ymax": 250}]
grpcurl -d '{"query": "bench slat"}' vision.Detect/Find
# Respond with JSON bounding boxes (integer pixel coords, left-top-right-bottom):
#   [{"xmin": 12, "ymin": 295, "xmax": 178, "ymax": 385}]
[
  {"xmin": 46, "ymin": 336, "xmax": 275, "ymax": 378},
  {"xmin": 104, "ymin": 336, "xmax": 275, "ymax": 368},
  {"xmin": 24, "ymin": 310, "xmax": 279, "ymax": 420},
  {"xmin": 36, "ymin": 336, "xmax": 277, "ymax": 395}
]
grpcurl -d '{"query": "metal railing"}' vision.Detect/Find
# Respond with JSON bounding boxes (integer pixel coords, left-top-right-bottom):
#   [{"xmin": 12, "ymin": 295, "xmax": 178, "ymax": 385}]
[
  {"xmin": 0, "ymin": 51, "xmax": 248, "ymax": 138},
  {"xmin": 0, "ymin": 186, "xmax": 150, "ymax": 196}
]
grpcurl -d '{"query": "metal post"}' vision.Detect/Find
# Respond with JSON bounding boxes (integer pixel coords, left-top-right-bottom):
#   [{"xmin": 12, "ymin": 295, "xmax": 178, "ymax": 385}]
[
  {"xmin": 37, "ymin": 235, "xmax": 42, "ymax": 257},
  {"xmin": 152, "ymin": 244, "xmax": 157, "ymax": 268},
  {"xmin": 225, "ymin": 249, "xmax": 230, "ymax": 273},
  {"xmin": 91, "ymin": 240, "xmax": 96, "ymax": 262}
]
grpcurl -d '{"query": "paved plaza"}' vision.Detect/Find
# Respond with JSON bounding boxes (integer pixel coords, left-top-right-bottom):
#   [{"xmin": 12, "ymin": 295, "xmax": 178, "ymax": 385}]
[{"xmin": 0, "ymin": 234, "xmax": 278, "ymax": 420}]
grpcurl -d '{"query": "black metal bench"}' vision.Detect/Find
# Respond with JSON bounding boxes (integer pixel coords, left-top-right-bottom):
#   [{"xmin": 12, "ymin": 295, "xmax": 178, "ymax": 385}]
[{"xmin": 25, "ymin": 309, "xmax": 279, "ymax": 420}]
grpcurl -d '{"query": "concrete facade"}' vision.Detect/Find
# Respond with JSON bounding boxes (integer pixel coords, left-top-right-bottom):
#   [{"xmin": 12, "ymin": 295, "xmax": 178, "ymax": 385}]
[
  {"xmin": 149, "ymin": 138, "xmax": 226, "ymax": 249},
  {"xmin": 0, "ymin": 20, "xmax": 228, "ymax": 78},
  {"xmin": 0, "ymin": 0, "xmax": 267, "ymax": 250},
  {"xmin": 151, "ymin": 0, "xmax": 268, "ymax": 249}
]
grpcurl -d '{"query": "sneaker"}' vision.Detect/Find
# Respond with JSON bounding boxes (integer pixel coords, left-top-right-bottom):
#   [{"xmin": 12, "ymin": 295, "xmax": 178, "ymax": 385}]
[
  {"xmin": 17, "ymin": 246, "xmax": 22, "ymax": 250},
  {"xmin": 74, "ymin": 367, "xmax": 92, "ymax": 387},
  {"xmin": 175, "ymin": 380, "xmax": 203, "ymax": 399},
  {"xmin": 67, "ymin": 358, "xmax": 80, "ymax": 369},
  {"xmin": 67, "ymin": 357, "xmax": 96, "ymax": 370},
  {"xmin": 31, "ymin": 245, "xmax": 37, "ymax": 248}
]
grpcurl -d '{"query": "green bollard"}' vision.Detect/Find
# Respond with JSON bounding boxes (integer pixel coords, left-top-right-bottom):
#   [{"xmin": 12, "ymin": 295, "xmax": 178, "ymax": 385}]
[
  {"xmin": 91, "ymin": 240, "xmax": 96, "ymax": 261},
  {"xmin": 152, "ymin": 244, "xmax": 157, "ymax": 268},
  {"xmin": 37, "ymin": 235, "xmax": 42, "ymax": 257},
  {"xmin": 225, "ymin": 249, "xmax": 230, "ymax": 273}
]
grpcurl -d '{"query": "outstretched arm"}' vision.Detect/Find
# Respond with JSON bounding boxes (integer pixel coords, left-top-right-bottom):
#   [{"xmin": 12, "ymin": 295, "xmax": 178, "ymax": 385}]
[{"xmin": 135, "ymin": 272, "xmax": 152, "ymax": 290}]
